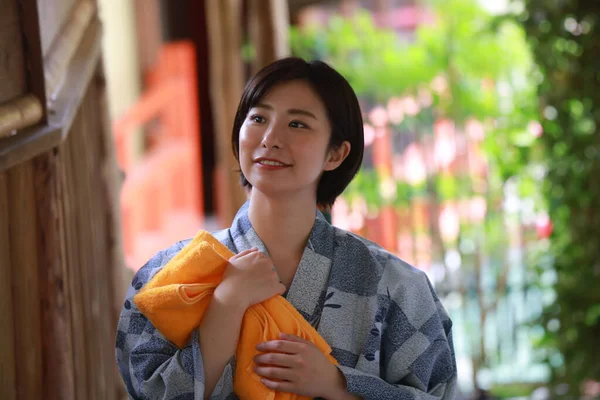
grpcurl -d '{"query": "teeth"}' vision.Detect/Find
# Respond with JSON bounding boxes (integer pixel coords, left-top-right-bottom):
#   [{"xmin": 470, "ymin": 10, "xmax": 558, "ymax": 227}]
[{"xmin": 259, "ymin": 160, "xmax": 286, "ymax": 166}]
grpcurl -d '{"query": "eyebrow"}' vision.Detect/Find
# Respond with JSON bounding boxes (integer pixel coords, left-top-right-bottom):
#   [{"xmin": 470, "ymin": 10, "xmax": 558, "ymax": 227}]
[{"xmin": 254, "ymin": 103, "xmax": 318, "ymax": 120}]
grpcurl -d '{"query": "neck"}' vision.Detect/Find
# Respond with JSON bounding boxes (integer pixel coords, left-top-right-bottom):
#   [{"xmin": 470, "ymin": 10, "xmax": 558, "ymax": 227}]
[{"xmin": 248, "ymin": 189, "xmax": 317, "ymax": 257}]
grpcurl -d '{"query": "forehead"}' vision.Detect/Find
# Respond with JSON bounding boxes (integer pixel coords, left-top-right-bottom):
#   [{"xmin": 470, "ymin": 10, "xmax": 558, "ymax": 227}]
[{"xmin": 255, "ymin": 80, "xmax": 326, "ymax": 113}]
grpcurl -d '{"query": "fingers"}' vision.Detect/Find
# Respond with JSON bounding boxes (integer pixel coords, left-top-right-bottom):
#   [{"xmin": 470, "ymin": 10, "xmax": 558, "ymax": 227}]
[
  {"xmin": 256, "ymin": 339, "xmax": 307, "ymax": 354},
  {"xmin": 253, "ymin": 352, "xmax": 300, "ymax": 368},
  {"xmin": 234, "ymin": 249, "xmax": 272, "ymax": 265},
  {"xmin": 259, "ymin": 378, "xmax": 295, "ymax": 392},
  {"xmin": 278, "ymin": 333, "xmax": 310, "ymax": 343},
  {"xmin": 230, "ymin": 247, "xmax": 258, "ymax": 260},
  {"xmin": 276, "ymin": 282, "xmax": 286, "ymax": 295},
  {"xmin": 253, "ymin": 365, "xmax": 296, "ymax": 381}
]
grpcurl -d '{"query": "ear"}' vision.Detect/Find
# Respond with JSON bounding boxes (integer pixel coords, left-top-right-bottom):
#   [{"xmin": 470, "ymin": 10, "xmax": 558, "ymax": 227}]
[{"xmin": 323, "ymin": 141, "xmax": 351, "ymax": 172}]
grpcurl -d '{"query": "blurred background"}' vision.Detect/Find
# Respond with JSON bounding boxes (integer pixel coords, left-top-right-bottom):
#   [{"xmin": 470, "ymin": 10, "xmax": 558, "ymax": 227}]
[{"xmin": 0, "ymin": 0, "xmax": 598, "ymax": 399}]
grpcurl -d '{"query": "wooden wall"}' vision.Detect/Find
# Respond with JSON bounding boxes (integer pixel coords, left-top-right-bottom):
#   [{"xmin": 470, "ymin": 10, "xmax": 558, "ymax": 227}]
[
  {"xmin": 0, "ymin": 0, "xmax": 125, "ymax": 398},
  {"xmin": 0, "ymin": 74, "xmax": 122, "ymax": 400}
]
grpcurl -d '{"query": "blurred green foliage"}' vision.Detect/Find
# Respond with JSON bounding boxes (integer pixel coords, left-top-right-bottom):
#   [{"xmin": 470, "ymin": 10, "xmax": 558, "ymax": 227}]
[
  {"xmin": 291, "ymin": 0, "xmax": 541, "ymax": 208},
  {"xmin": 291, "ymin": 0, "xmax": 536, "ymax": 121},
  {"xmin": 521, "ymin": 0, "xmax": 600, "ymax": 393}
]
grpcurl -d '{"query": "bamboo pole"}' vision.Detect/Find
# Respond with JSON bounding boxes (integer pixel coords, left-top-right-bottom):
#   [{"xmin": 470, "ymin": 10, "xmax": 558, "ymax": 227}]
[{"xmin": 0, "ymin": 94, "xmax": 43, "ymax": 138}]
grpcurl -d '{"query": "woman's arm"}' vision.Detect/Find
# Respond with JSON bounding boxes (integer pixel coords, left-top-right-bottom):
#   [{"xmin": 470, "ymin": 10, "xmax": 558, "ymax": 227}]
[
  {"xmin": 116, "ymin": 245, "xmax": 285, "ymax": 399},
  {"xmin": 117, "ymin": 245, "xmax": 213, "ymax": 399},
  {"xmin": 198, "ymin": 295, "xmax": 245, "ymax": 396},
  {"xmin": 200, "ymin": 247, "xmax": 286, "ymax": 396}
]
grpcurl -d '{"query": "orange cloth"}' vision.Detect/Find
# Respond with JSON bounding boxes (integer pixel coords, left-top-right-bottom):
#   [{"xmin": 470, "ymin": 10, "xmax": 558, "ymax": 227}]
[{"xmin": 134, "ymin": 230, "xmax": 337, "ymax": 400}]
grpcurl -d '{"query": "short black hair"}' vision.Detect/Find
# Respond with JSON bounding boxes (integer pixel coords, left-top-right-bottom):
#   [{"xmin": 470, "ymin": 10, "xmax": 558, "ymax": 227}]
[{"xmin": 231, "ymin": 57, "xmax": 364, "ymax": 207}]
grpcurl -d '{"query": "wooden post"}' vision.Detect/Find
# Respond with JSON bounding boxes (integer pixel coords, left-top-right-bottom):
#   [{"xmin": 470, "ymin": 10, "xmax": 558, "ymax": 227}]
[
  {"xmin": 205, "ymin": 0, "xmax": 247, "ymax": 226},
  {"xmin": 248, "ymin": 0, "xmax": 291, "ymax": 74}
]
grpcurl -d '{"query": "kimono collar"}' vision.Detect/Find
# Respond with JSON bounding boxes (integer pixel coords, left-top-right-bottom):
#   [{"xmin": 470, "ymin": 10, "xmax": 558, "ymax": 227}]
[{"xmin": 229, "ymin": 201, "xmax": 336, "ymax": 325}]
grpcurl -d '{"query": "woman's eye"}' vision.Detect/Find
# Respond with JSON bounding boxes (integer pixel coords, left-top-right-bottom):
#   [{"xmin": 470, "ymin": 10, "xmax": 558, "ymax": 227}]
[
  {"xmin": 289, "ymin": 121, "xmax": 308, "ymax": 129},
  {"xmin": 250, "ymin": 115, "xmax": 265, "ymax": 123}
]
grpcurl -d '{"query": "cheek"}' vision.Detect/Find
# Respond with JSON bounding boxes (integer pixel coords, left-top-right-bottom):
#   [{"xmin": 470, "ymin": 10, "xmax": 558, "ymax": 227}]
[
  {"xmin": 240, "ymin": 122, "xmax": 265, "ymax": 140},
  {"xmin": 299, "ymin": 138, "xmax": 330, "ymax": 163},
  {"xmin": 238, "ymin": 127, "xmax": 256, "ymax": 157}
]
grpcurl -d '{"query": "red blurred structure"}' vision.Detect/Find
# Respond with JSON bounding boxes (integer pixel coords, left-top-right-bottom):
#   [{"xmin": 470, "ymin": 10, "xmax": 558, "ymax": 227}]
[{"xmin": 113, "ymin": 41, "xmax": 204, "ymax": 271}]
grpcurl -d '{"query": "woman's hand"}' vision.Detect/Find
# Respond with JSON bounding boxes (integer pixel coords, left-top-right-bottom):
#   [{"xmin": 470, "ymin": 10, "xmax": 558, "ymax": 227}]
[
  {"xmin": 214, "ymin": 248, "xmax": 286, "ymax": 311},
  {"xmin": 253, "ymin": 333, "xmax": 351, "ymax": 399}
]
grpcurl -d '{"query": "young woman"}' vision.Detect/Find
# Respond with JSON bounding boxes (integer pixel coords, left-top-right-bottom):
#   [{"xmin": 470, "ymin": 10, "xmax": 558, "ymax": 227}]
[{"xmin": 116, "ymin": 58, "xmax": 457, "ymax": 399}]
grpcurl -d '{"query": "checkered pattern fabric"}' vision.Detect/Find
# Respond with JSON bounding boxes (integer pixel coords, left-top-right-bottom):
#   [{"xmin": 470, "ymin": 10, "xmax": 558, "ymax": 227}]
[{"xmin": 116, "ymin": 202, "xmax": 457, "ymax": 399}]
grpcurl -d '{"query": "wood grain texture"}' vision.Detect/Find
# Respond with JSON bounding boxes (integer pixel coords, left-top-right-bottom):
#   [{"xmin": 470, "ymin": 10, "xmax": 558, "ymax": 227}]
[
  {"xmin": 1, "ymin": 1, "xmax": 123, "ymax": 398},
  {"xmin": 69, "ymin": 90, "xmax": 100, "ymax": 400},
  {"xmin": 0, "ymin": 0, "xmax": 27, "ymax": 103},
  {"xmin": 53, "ymin": 72, "xmax": 120, "ymax": 399},
  {"xmin": 0, "ymin": 172, "xmax": 17, "ymax": 400},
  {"xmin": 0, "ymin": 82, "xmax": 122, "ymax": 400},
  {"xmin": 58, "ymin": 119, "xmax": 89, "ymax": 399},
  {"xmin": 32, "ymin": 151, "xmax": 75, "ymax": 400},
  {"xmin": 0, "ymin": 19, "xmax": 102, "ymax": 172},
  {"xmin": 7, "ymin": 162, "xmax": 43, "ymax": 400}
]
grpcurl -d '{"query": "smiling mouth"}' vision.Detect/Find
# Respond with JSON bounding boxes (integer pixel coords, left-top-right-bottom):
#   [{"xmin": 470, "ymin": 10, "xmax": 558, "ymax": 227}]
[{"xmin": 256, "ymin": 160, "xmax": 289, "ymax": 167}]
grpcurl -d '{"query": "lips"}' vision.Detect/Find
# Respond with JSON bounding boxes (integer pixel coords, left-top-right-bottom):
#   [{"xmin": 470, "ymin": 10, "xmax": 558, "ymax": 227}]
[{"xmin": 254, "ymin": 157, "xmax": 291, "ymax": 167}]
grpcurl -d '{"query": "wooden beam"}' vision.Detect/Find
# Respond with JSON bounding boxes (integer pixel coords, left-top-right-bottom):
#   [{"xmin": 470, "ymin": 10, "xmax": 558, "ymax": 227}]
[
  {"xmin": 46, "ymin": 19, "xmax": 103, "ymax": 133},
  {"xmin": 44, "ymin": 1, "xmax": 96, "ymax": 102}
]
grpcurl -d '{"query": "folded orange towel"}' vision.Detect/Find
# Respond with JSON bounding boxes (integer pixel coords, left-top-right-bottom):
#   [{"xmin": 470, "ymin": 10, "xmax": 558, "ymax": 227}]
[{"xmin": 134, "ymin": 230, "xmax": 337, "ymax": 399}]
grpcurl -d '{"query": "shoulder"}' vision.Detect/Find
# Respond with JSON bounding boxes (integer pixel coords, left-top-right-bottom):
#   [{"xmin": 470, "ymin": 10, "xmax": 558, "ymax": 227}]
[
  {"xmin": 331, "ymin": 225, "xmax": 434, "ymax": 296},
  {"xmin": 332, "ymin": 228, "xmax": 453, "ymax": 338},
  {"xmin": 331, "ymin": 226, "xmax": 428, "ymax": 280}
]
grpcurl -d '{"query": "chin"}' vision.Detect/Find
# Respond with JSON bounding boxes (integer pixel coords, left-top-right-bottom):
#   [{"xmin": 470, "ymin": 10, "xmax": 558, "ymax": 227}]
[{"xmin": 248, "ymin": 181, "xmax": 288, "ymax": 197}]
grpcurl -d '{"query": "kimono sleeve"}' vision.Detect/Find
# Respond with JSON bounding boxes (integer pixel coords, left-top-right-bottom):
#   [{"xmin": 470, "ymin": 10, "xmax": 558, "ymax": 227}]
[
  {"xmin": 115, "ymin": 244, "xmax": 236, "ymax": 400},
  {"xmin": 339, "ymin": 267, "xmax": 457, "ymax": 400}
]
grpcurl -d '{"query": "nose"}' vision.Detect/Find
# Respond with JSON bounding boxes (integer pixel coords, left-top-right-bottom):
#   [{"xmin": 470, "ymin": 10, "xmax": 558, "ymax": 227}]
[{"xmin": 261, "ymin": 122, "xmax": 284, "ymax": 149}]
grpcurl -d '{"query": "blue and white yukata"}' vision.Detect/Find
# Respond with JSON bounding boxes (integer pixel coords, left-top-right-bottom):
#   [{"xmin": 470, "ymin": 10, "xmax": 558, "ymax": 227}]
[{"xmin": 116, "ymin": 202, "xmax": 457, "ymax": 399}]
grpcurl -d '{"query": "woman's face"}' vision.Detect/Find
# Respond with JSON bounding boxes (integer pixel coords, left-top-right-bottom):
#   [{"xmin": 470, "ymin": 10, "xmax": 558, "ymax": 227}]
[{"xmin": 238, "ymin": 80, "xmax": 349, "ymax": 201}]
